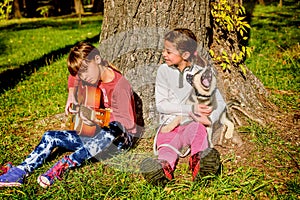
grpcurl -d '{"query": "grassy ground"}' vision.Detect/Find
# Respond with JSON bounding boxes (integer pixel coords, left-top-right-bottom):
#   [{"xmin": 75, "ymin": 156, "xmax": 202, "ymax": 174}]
[
  {"xmin": 245, "ymin": 0, "xmax": 299, "ymax": 112},
  {"xmin": 0, "ymin": 2, "xmax": 299, "ymax": 200}
]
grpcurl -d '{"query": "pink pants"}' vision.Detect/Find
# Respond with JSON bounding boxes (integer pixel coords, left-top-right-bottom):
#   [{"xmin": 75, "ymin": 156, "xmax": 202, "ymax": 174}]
[{"xmin": 157, "ymin": 121, "xmax": 208, "ymax": 170}]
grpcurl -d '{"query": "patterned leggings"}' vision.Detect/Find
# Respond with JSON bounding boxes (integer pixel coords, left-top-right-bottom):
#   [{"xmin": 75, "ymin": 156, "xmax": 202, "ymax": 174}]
[{"xmin": 18, "ymin": 122, "xmax": 130, "ymax": 174}]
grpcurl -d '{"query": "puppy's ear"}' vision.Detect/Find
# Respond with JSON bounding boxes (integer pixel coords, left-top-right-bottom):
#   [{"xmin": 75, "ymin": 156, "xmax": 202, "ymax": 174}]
[{"xmin": 182, "ymin": 51, "xmax": 191, "ymax": 61}]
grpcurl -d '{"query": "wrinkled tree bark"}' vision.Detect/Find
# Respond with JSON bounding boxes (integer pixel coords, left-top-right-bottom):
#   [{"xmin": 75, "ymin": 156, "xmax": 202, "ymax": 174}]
[{"xmin": 99, "ymin": 0, "xmax": 277, "ymax": 135}]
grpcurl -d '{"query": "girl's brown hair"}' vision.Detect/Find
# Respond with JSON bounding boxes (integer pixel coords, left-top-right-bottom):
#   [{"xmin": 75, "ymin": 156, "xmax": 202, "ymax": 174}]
[
  {"xmin": 164, "ymin": 28, "xmax": 198, "ymax": 61},
  {"xmin": 164, "ymin": 28, "xmax": 209, "ymax": 66},
  {"xmin": 67, "ymin": 42, "xmax": 109, "ymax": 76}
]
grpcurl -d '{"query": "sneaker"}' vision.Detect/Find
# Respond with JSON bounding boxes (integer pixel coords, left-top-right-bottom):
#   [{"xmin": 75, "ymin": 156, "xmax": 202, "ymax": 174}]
[
  {"xmin": 37, "ymin": 156, "xmax": 76, "ymax": 188},
  {"xmin": 0, "ymin": 162, "xmax": 13, "ymax": 176},
  {"xmin": 109, "ymin": 121, "xmax": 126, "ymax": 138},
  {"xmin": 140, "ymin": 158, "xmax": 173, "ymax": 185},
  {"xmin": 189, "ymin": 148, "xmax": 220, "ymax": 181},
  {"xmin": 113, "ymin": 133, "xmax": 133, "ymax": 151},
  {"xmin": 0, "ymin": 167, "xmax": 26, "ymax": 187},
  {"xmin": 110, "ymin": 121, "xmax": 133, "ymax": 151}
]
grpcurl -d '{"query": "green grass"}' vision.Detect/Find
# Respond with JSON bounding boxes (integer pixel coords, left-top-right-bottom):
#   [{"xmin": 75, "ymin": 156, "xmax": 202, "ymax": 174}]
[
  {"xmin": 0, "ymin": 16, "xmax": 101, "ymax": 74},
  {"xmin": 245, "ymin": 1, "xmax": 300, "ymax": 111},
  {"xmin": 0, "ymin": 3, "xmax": 299, "ymax": 199}
]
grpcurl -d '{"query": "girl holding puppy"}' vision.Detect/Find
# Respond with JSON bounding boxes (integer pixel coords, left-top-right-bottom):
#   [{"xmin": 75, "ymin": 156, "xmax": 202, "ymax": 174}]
[{"xmin": 141, "ymin": 28, "xmax": 225, "ymax": 185}]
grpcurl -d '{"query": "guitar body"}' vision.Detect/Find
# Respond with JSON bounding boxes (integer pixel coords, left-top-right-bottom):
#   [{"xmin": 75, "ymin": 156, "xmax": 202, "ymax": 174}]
[
  {"xmin": 70, "ymin": 81, "xmax": 111, "ymax": 137},
  {"xmin": 77, "ymin": 85, "xmax": 101, "ymax": 109},
  {"xmin": 72, "ymin": 114, "xmax": 97, "ymax": 137}
]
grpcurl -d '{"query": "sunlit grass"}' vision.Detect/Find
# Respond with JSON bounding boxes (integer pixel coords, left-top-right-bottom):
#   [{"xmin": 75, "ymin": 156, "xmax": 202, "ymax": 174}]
[
  {"xmin": 0, "ymin": 16, "xmax": 102, "ymax": 73},
  {"xmin": 245, "ymin": 2, "xmax": 300, "ymax": 111}
]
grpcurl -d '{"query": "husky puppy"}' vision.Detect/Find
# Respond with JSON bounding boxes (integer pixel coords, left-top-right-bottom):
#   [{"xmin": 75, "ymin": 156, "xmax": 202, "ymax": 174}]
[{"xmin": 161, "ymin": 65, "xmax": 235, "ymax": 147}]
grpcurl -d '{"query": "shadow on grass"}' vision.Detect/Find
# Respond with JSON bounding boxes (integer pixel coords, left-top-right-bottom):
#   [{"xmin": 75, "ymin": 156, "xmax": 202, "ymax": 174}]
[
  {"xmin": 244, "ymin": 0, "xmax": 300, "ymax": 30},
  {"xmin": 242, "ymin": 0, "xmax": 300, "ymax": 49},
  {"xmin": 0, "ymin": 34, "xmax": 100, "ymax": 94},
  {"xmin": 0, "ymin": 13, "xmax": 103, "ymax": 32}
]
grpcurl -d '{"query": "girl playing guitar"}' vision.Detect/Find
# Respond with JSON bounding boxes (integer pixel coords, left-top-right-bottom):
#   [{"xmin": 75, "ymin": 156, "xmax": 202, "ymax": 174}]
[{"xmin": 0, "ymin": 42, "xmax": 137, "ymax": 188}]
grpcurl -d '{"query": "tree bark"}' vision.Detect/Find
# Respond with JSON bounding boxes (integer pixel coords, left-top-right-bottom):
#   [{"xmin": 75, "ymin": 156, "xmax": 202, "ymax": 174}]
[
  {"xmin": 99, "ymin": 0, "xmax": 211, "ymax": 132},
  {"xmin": 13, "ymin": 0, "xmax": 22, "ymax": 18},
  {"xmin": 74, "ymin": 0, "xmax": 84, "ymax": 14},
  {"xmin": 99, "ymin": 0, "xmax": 277, "ymax": 134}
]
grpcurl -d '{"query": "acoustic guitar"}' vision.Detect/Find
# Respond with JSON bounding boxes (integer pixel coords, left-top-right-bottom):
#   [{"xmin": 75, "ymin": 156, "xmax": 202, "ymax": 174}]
[{"xmin": 69, "ymin": 82, "xmax": 111, "ymax": 137}]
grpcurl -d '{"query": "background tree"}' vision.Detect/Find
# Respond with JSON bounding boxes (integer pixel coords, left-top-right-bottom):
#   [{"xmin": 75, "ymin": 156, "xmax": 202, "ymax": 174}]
[
  {"xmin": 258, "ymin": 0, "xmax": 265, "ymax": 5},
  {"xmin": 74, "ymin": 0, "xmax": 84, "ymax": 14},
  {"xmin": 99, "ymin": 0, "xmax": 278, "ymax": 136},
  {"xmin": 0, "ymin": 0, "xmax": 14, "ymax": 20},
  {"xmin": 12, "ymin": 0, "xmax": 22, "ymax": 18}
]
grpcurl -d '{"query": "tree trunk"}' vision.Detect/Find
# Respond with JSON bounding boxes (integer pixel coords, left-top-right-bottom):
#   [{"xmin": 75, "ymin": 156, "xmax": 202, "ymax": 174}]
[
  {"xmin": 13, "ymin": 0, "xmax": 22, "ymax": 18},
  {"xmin": 100, "ymin": 0, "xmax": 211, "ymax": 132},
  {"xmin": 258, "ymin": 0, "xmax": 265, "ymax": 6},
  {"xmin": 74, "ymin": 0, "xmax": 84, "ymax": 14},
  {"xmin": 74, "ymin": 0, "xmax": 84, "ymax": 25},
  {"xmin": 99, "ymin": 0, "xmax": 277, "ymax": 134}
]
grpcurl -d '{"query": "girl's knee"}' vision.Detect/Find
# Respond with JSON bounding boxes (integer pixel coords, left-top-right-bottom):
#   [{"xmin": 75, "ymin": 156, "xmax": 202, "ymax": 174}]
[
  {"xmin": 187, "ymin": 122, "xmax": 207, "ymax": 137},
  {"xmin": 42, "ymin": 131, "xmax": 56, "ymax": 138},
  {"xmin": 189, "ymin": 121, "xmax": 206, "ymax": 130}
]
